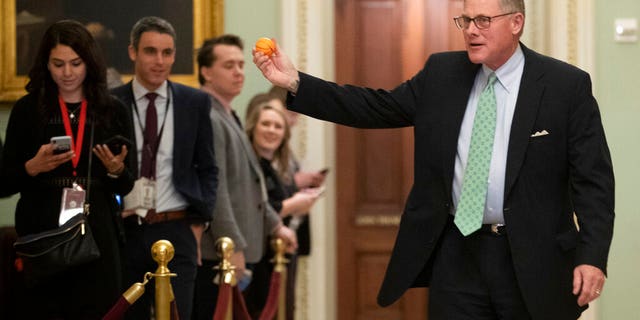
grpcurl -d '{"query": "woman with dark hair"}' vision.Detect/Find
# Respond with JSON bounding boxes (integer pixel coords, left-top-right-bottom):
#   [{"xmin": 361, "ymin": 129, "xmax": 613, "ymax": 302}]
[{"xmin": 0, "ymin": 20, "xmax": 134, "ymax": 318}]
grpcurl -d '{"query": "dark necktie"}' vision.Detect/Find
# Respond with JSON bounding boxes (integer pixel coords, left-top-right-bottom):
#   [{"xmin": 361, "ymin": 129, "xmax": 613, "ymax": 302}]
[{"xmin": 140, "ymin": 92, "xmax": 158, "ymax": 178}]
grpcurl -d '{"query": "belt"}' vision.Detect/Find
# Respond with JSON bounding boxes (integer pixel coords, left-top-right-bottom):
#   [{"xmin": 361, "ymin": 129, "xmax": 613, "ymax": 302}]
[
  {"xmin": 447, "ymin": 214, "xmax": 506, "ymax": 236},
  {"xmin": 126, "ymin": 209, "xmax": 187, "ymax": 225},
  {"xmin": 40, "ymin": 177, "xmax": 103, "ymax": 189},
  {"xmin": 480, "ymin": 223, "xmax": 506, "ymax": 236}
]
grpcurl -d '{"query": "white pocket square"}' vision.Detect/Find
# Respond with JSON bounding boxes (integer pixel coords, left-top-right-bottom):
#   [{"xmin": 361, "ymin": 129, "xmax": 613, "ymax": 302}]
[{"xmin": 530, "ymin": 130, "xmax": 549, "ymax": 137}]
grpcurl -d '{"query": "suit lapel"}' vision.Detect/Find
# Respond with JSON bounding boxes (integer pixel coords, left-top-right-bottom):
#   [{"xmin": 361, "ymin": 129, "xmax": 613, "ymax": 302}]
[
  {"xmin": 169, "ymin": 82, "xmax": 185, "ymax": 164},
  {"xmin": 442, "ymin": 61, "xmax": 481, "ymax": 197},
  {"xmin": 214, "ymin": 102, "xmax": 264, "ymax": 178},
  {"xmin": 504, "ymin": 47, "xmax": 545, "ymax": 199},
  {"xmin": 229, "ymin": 113, "xmax": 264, "ymax": 179},
  {"xmin": 210, "ymin": 98, "xmax": 265, "ymax": 185}
]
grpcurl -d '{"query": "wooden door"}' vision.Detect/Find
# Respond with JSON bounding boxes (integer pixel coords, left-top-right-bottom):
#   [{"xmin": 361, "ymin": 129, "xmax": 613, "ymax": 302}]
[{"xmin": 334, "ymin": 0, "xmax": 465, "ymax": 319}]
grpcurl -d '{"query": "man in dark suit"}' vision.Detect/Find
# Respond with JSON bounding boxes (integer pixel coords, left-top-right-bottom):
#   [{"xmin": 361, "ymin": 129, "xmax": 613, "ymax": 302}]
[
  {"xmin": 253, "ymin": 0, "xmax": 614, "ymax": 319},
  {"xmin": 192, "ymin": 34, "xmax": 297, "ymax": 319},
  {"xmin": 111, "ymin": 16, "xmax": 217, "ymax": 320}
]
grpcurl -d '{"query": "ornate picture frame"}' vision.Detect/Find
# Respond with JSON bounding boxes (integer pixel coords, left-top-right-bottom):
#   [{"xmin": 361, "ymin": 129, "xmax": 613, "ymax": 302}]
[{"xmin": 0, "ymin": 0, "xmax": 224, "ymax": 102}]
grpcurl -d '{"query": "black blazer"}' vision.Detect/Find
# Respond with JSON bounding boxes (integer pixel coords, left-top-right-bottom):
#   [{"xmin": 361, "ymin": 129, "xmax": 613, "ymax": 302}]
[
  {"xmin": 288, "ymin": 44, "xmax": 614, "ymax": 320},
  {"xmin": 111, "ymin": 81, "xmax": 217, "ymax": 222}
]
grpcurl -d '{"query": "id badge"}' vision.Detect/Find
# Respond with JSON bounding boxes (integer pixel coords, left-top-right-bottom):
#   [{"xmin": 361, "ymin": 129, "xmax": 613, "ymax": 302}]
[
  {"xmin": 59, "ymin": 183, "xmax": 86, "ymax": 226},
  {"xmin": 124, "ymin": 177, "xmax": 156, "ymax": 212}
]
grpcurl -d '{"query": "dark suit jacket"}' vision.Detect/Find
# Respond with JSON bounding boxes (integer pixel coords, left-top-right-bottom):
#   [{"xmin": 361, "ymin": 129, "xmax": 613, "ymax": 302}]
[
  {"xmin": 288, "ymin": 44, "xmax": 614, "ymax": 320},
  {"xmin": 111, "ymin": 81, "xmax": 217, "ymax": 222}
]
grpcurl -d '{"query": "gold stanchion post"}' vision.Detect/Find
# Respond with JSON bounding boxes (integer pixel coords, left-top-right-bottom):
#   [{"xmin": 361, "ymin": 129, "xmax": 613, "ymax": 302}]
[
  {"xmin": 215, "ymin": 237, "xmax": 237, "ymax": 320},
  {"xmin": 215, "ymin": 237, "xmax": 237, "ymax": 286},
  {"xmin": 271, "ymin": 238, "xmax": 289, "ymax": 320},
  {"xmin": 151, "ymin": 240, "xmax": 177, "ymax": 320}
]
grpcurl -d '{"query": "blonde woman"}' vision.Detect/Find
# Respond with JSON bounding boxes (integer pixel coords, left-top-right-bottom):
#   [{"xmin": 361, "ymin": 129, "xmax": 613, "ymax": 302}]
[{"xmin": 243, "ymin": 96, "xmax": 322, "ymax": 318}]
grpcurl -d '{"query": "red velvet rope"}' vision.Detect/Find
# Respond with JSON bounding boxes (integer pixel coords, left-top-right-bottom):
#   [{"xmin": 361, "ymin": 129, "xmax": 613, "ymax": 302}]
[
  {"xmin": 233, "ymin": 286, "xmax": 252, "ymax": 320},
  {"xmin": 171, "ymin": 299, "xmax": 180, "ymax": 320},
  {"xmin": 213, "ymin": 282, "xmax": 232, "ymax": 320},
  {"xmin": 213, "ymin": 270, "xmax": 283, "ymax": 320},
  {"xmin": 258, "ymin": 271, "xmax": 282, "ymax": 320},
  {"xmin": 102, "ymin": 296, "xmax": 130, "ymax": 320}
]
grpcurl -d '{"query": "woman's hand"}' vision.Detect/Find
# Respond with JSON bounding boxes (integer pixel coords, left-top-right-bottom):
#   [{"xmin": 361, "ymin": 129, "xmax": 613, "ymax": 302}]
[
  {"xmin": 93, "ymin": 144, "xmax": 128, "ymax": 176},
  {"xmin": 281, "ymin": 188, "xmax": 322, "ymax": 217},
  {"xmin": 294, "ymin": 170, "xmax": 327, "ymax": 188},
  {"xmin": 24, "ymin": 143, "xmax": 74, "ymax": 176}
]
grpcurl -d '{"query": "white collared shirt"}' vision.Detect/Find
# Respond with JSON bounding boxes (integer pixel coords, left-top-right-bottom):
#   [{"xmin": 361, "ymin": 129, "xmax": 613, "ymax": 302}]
[
  {"xmin": 452, "ymin": 45, "xmax": 525, "ymax": 224},
  {"xmin": 131, "ymin": 78, "xmax": 187, "ymax": 213}
]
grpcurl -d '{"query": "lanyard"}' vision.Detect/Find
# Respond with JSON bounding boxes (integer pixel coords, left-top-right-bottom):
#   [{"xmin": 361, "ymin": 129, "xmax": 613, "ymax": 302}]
[{"xmin": 58, "ymin": 96, "xmax": 87, "ymax": 176}]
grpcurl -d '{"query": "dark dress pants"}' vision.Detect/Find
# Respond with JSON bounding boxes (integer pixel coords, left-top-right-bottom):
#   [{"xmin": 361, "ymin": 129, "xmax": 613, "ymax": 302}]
[
  {"xmin": 123, "ymin": 219, "xmax": 197, "ymax": 320},
  {"xmin": 192, "ymin": 259, "xmax": 219, "ymax": 320},
  {"xmin": 429, "ymin": 217, "xmax": 532, "ymax": 320}
]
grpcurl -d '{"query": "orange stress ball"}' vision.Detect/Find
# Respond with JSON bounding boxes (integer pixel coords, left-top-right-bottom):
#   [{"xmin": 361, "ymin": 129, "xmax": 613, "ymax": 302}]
[{"xmin": 255, "ymin": 37, "xmax": 276, "ymax": 56}]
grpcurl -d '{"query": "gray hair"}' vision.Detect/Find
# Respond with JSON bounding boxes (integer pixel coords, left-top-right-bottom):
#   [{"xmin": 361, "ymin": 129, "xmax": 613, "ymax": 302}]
[
  {"xmin": 129, "ymin": 16, "xmax": 177, "ymax": 51},
  {"xmin": 500, "ymin": 0, "xmax": 525, "ymax": 15}
]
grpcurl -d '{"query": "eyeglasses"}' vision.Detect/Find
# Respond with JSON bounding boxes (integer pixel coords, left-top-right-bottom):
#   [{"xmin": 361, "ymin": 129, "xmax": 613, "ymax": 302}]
[{"xmin": 453, "ymin": 12, "xmax": 516, "ymax": 30}]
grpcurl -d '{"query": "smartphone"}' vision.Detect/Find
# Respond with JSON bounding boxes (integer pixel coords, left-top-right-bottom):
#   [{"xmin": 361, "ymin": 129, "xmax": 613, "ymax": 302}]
[
  {"xmin": 51, "ymin": 135, "xmax": 72, "ymax": 154},
  {"xmin": 103, "ymin": 135, "xmax": 133, "ymax": 155}
]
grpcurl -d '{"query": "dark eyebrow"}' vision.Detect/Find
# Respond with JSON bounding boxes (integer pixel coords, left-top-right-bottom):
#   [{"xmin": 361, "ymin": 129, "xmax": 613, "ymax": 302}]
[{"xmin": 50, "ymin": 57, "xmax": 82, "ymax": 63}]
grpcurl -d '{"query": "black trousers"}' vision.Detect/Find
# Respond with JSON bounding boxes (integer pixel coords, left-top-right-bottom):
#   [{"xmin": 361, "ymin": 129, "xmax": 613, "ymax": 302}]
[
  {"xmin": 429, "ymin": 218, "xmax": 531, "ymax": 320},
  {"xmin": 122, "ymin": 219, "xmax": 197, "ymax": 320},
  {"xmin": 192, "ymin": 259, "xmax": 219, "ymax": 320}
]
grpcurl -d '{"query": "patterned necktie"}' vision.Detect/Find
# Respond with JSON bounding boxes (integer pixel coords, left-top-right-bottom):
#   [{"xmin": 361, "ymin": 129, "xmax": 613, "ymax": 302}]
[
  {"xmin": 140, "ymin": 92, "xmax": 158, "ymax": 178},
  {"xmin": 455, "ymin": 73, "xmax": 498, "ymax": 236}
]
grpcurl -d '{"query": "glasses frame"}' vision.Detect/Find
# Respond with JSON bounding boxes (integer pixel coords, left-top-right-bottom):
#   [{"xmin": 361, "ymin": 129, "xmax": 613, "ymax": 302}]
[{"xmin": 453, "ymin": 12, "xmax": 516, "ymax": 30}]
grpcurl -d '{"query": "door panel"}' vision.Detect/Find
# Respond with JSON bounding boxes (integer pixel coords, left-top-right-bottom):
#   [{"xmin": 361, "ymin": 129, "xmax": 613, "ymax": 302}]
[{"xmin": 335, "ymin": 0, "xmax": 465, "ymax": 319}]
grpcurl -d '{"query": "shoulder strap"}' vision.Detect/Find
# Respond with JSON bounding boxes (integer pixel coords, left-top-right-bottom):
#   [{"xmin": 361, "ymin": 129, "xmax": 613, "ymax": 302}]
[{"xmin": 84, "ymin": 118, "xmax": 95, "ymax": 215}]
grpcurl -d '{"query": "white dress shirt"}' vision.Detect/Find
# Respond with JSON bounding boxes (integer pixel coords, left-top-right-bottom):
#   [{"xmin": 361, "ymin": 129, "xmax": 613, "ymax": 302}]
[
  {"xmin": 132, "ymin": 79, "xmax": 188, "ymax": 213},
  {"xmin": 452, "ymin": 45, "xmax": 525, "ymax": 224}
]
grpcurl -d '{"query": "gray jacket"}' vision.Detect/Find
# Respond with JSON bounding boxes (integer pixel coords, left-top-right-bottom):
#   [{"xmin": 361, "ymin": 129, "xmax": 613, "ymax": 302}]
[{"xmin": 201, "ymin": 96, "xmax": 281, "ymax": 263}]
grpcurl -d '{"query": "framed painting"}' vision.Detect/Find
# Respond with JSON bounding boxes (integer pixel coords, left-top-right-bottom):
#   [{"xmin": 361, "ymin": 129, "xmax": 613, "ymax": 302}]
[{"xmin": 0, "ymin": 0, "xmax": 223, "ymax": 101}]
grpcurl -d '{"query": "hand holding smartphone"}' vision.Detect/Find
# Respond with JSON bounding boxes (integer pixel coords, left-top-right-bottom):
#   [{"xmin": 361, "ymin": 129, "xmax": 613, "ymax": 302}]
[{"xmin": 51, "ymin": 135, "xmax": 72, "ymax": 154}]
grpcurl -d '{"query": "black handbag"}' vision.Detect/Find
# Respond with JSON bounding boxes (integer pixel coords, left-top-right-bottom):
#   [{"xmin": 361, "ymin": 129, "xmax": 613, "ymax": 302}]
[
  {"xmin": 13, "ymin": 212, "xmax": 100, "ymax": 282},
  {"xmin": 13, "ymin": 120, "xmax": 100, "ymax": 284}
]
